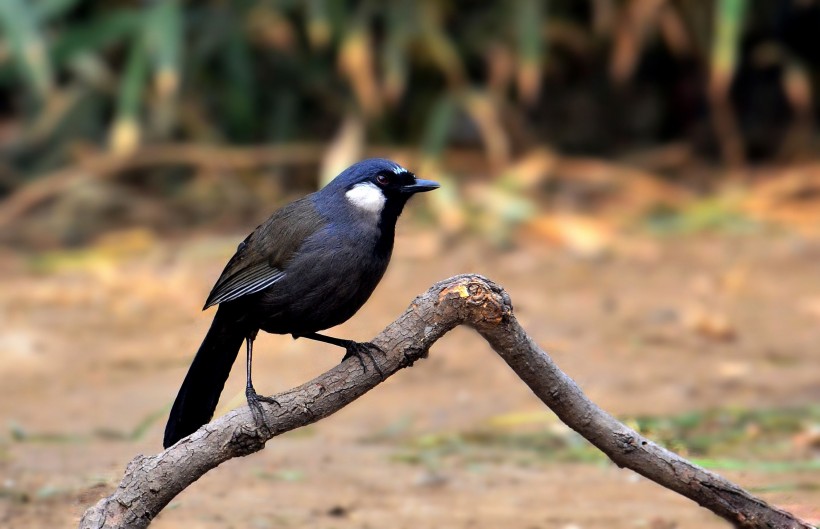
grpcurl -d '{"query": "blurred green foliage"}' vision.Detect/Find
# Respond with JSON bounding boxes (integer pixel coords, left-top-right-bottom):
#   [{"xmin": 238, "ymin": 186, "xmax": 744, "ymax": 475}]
[
  {"xmin": 1, "ymin": 0, "xmax": 819, "ymax": 185},
  {"xmin": 1, "ymin": 1, "xmax": 820, "ymax": 251},
  {"xmin": 381, "ymin": 405, "xmax": 820, "ymax": 471},
  {"xmin": 643, "ymin": 194, "xmax": 758, "ymax": 235}
]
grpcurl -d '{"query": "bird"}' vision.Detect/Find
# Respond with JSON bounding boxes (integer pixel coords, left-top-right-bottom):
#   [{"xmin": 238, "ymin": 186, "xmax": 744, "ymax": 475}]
[{"xmin": 163, "ymin": 158, "xmax": 439, "ymax": 448}]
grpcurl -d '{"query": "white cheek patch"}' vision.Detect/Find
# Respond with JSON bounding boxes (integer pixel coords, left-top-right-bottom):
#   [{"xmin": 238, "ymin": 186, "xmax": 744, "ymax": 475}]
[{"xmin": 346, "ymin": 182, "xmax": 386, "ymax": 214}]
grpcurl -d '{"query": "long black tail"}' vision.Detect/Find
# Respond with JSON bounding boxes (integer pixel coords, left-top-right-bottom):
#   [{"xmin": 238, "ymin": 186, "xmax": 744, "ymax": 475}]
[{"xmin": 163, "ymin": 306, "xmax": 249, "ymax": 448}]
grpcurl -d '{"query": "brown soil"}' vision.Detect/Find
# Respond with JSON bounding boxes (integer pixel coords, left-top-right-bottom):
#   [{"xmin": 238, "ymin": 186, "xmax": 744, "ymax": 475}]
[{"xmin": 1, "ymin": 229, "xmax": 818, "ymax": 528}]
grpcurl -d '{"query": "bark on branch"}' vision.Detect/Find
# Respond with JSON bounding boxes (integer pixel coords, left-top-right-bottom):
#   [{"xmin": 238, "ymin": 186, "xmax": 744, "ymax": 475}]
[{"xmin": 78, "ymin": 274, "xmax": 814, "ymax": 529}]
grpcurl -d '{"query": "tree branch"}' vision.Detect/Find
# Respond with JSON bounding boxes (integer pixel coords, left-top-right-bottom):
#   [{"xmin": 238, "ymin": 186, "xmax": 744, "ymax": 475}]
[{"xmin": 78, "ymin": 275, "xmax": 814, "ymax": 529}]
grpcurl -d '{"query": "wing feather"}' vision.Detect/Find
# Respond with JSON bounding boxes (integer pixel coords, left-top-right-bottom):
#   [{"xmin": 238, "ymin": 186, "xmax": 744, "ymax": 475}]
[
  {"xmin": 201, "ymin": 196, "xmax": 325, "ymax": 309},
  {"xmin": 203, "ymin": 264, "xmax": 285, "ymax": 308}
]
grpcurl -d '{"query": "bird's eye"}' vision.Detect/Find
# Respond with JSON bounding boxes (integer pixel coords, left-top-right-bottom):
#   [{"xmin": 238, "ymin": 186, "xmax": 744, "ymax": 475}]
[{"xmin": 376, "ymin": 173, "xmax": 390, "ymax": 186}]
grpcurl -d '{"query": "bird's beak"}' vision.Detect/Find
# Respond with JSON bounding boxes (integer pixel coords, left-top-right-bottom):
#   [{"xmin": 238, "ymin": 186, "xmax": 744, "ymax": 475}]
[{"xmin": 401, "ymin": 178, "xmax": 440, "ymax": 194}]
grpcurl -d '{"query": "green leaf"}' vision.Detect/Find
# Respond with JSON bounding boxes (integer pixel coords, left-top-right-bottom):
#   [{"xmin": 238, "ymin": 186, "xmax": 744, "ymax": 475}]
[
  {"xmin": 515, "ymin": 0, "xmax": 543, "ymax": 66},
  {"xmin": 222, "ymin": 23, "xmax": 255, "ymax": 140},
  {"xmin": 305, "ymin": 0, "xmax": 332, "ymax": 48},
  {"xmin": 381, "ymin": 0, "xmax": 414, "ymax": 104},
  {"xmin": 110, "ymin": 24, "xmax": 150, "ymax": 153},
  {"xmin": 50, "ymin": 9, "xmax": 143, "ymax": 68},
  {"xmin": 31, "ymin": 0, "xmax": 84, "ymax": 21},
  {"xmin": 145, "ymin": 0, "xmax": 182, "ymax": 96},
  {"xmin": 710, "ymin": 0, "xmax": 745, "ymax": 85},
  {"xmin": 0, "ymin": 0, "xmax": 53, "ymax": 99},
  {"xmin": 421, "ymin": 95, "xmax": 456, "ymax": 158},
  {"xmin": 117, "ymin": 31, "xmax": 149, "ymax": 121},
  {"xmin": 514, "ymin": 0, "xmax": 545, "ymax": 102}
]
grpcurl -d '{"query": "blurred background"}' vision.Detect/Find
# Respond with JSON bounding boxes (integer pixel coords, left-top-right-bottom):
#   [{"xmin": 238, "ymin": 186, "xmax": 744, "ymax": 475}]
[{"xmin": 1, "ymin": 1, "xmax": 819, "ymax": 528}]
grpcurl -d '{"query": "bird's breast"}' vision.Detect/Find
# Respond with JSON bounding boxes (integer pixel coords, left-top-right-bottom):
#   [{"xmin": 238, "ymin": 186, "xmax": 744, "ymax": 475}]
[{"xmin": 254, "ymin": 224, "xmax": 393, "ymax": 334}]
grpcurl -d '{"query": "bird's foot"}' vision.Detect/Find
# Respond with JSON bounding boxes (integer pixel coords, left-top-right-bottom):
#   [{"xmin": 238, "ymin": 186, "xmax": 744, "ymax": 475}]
[
  {"xmin": 342, "ymin": 341, "xmax": 385, "ymax": 379},
  {"xmin": 245, "ymin": 386, "xmax": 279, "ymax": 436}
]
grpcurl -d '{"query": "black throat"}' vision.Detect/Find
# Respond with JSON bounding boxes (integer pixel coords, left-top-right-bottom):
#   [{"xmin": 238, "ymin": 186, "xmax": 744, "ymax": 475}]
[{"xmin": 374, "ymin": 195, "xmax": 410, "ymax": 258}]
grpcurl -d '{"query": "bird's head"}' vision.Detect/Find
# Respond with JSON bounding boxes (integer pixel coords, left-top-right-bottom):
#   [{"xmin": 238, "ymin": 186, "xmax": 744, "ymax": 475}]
[{"xmin": 326, "ymin": 158, "xmax": 439, "ymax": 220}]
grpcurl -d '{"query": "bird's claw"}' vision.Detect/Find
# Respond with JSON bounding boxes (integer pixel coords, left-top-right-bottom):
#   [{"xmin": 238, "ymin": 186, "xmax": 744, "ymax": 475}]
[
  {"xmin": 245, "ymin": 386, "xmax": 279, "ymax": 436},
  {"xmin": 342, "ymin": 342, "xmax": 385, "ymax": 379}
]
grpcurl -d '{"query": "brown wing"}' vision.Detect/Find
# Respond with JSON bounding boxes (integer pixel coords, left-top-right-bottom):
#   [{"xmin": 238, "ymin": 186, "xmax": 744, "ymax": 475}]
[{"xmin": 203, "ymin": 196, "xmax": 325, "ymax": 308}]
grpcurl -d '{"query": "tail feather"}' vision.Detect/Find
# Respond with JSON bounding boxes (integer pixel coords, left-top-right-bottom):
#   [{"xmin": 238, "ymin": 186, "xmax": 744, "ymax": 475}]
[{"xmin": 163, "ymin": 306, "xmax": 248, "ymax": 448}]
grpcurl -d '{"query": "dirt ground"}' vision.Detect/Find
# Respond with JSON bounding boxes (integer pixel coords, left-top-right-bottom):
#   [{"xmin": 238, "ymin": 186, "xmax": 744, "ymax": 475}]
[{"xmin": 1, "ymin": 227, "xmax": 818, "ymax": 528}]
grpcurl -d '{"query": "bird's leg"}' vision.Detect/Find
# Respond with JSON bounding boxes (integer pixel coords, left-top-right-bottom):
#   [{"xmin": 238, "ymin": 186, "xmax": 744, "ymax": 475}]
[
  {"xmin": 295, "ymin": 332, "xmax": 384, "ymax": 378},
  {"xmin": 244, "ymin": 330, "xmax": 278, "ymax": 434}
]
